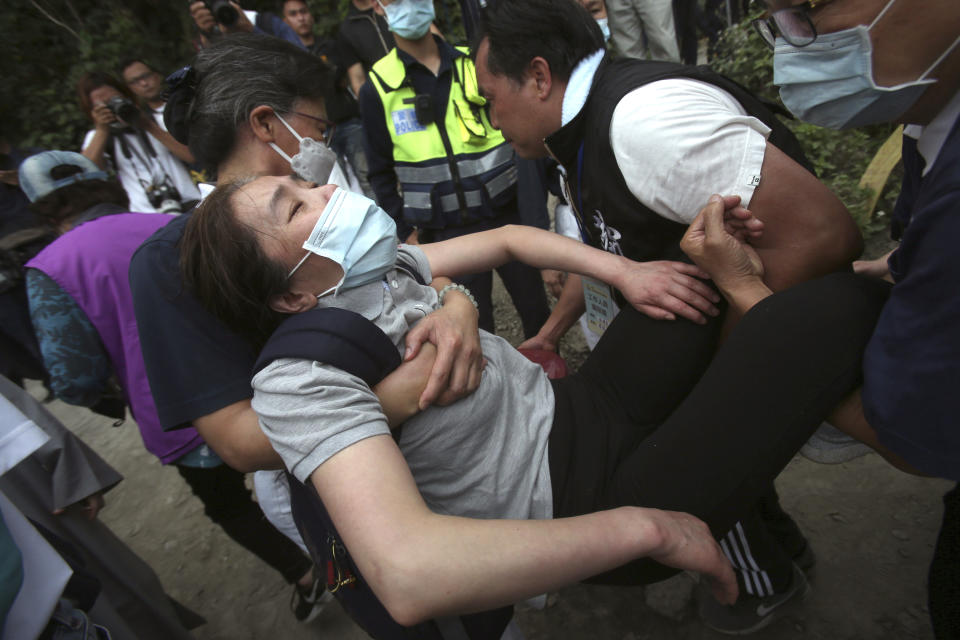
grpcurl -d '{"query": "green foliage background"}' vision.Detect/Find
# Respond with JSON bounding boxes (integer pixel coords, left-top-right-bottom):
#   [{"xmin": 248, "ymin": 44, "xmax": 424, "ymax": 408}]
[
  {"xmin": 2, "ymin": 3, "xmax": 896, "ymax": 236},
  {"xmin": 709, "ymin": 12, "xmax": 902, "ymax": 234},
  {"xmin": 1, "ymin": 0, "xmax": 463, "ymax": 153}
]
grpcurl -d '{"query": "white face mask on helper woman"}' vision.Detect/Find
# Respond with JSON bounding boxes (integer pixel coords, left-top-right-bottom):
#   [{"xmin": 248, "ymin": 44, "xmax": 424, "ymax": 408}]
[{"xmin": 268, "ymin": 112, "xmax": 339, "ymax": 185}]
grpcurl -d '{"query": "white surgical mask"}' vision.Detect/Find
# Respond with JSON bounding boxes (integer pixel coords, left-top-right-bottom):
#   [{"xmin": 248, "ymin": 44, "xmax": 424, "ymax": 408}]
[
  {"xmin": 269, "ymin": 112, "xmax": 338, "ymax": 184},
  {"xmin": 377, "ymin": 0, "xmax": 435, "ymax": 40},
  {"xmin": 773, "ymin": 0, "xmax": 960, "ymax": 130},
  {"xmin": 289, "ymin": 187, "xmax": 399, "ymax": 298},
  {"xmin": 596, "ymin": 17, "xmax": 610, "ymax": 44}
]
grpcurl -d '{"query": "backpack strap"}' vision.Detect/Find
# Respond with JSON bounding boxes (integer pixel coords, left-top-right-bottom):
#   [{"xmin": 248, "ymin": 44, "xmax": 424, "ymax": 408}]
[{"xmin": 253, "ymin": 307, "xmax": 401, "ymax": 384}]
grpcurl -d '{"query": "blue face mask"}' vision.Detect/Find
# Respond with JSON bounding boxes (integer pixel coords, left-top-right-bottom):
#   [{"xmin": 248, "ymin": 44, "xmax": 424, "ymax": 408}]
[
  {"xmin": 378, "ymin": 0, "xmax": 435, "ymax": 40},
  {"xmin": 289, "ymin": 187, "xmax": 399, "ymax": 297},
  {"xmin": 773, "ymin": 0, "xmax": 960, "ymax": 130},
  {"xmin": 596, "ymin": 17, "xmax": 611, "ymax": 44}
]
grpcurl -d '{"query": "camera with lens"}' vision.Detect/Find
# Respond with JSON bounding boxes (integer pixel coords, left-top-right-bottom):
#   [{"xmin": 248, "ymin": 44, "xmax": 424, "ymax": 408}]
[
  {"xmin": 106, "ymin": 95, "xmax": 141, "ymax": 125},
  {"xmin": 146, "ymin": 183, "xmax": 183, "ymax": 214},
  {"xmin": 204, "ymin": 0, "xmax": 239, "ymax": 27}
]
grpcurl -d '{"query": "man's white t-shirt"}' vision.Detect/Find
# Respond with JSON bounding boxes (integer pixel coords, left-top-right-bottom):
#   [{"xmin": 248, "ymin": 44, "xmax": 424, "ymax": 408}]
[
  {"xmin": 82, "ymin": 114, "xmax": 200, "ymax": 214},
  {"xmin": 609, "ymin": 78, "xmax": 771, "ymax": 224}
]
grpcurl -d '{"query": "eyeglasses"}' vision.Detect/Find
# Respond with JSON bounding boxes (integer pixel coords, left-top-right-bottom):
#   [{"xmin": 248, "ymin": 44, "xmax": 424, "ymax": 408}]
[
  {"xmin": 290, "ymin": 111, "xmax": 336, "ymax": 144},
  {"xmin": 752, "ymin": 0, "xmax": 835, "ymax": 49}
]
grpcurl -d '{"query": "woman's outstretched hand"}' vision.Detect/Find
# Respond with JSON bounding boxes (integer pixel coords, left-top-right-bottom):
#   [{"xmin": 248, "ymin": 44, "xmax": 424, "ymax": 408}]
[
  {"xmin": 639, "ymin": 507, "xmax": 739, "ymax": 606},
  {"xmin": 616, "ymin": 260, "xmax": 721, "ymax": 324}
]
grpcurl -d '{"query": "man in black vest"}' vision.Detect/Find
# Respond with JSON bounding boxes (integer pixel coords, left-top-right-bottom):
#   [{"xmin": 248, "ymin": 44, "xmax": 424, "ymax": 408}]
[{"xmin": 475, "ymin": 0, "xmax": 863, "ymax": 633}]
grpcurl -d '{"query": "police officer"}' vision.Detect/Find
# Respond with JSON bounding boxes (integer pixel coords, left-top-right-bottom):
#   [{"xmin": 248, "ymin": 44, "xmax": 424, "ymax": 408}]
[{"xmin": 358, "ymin": 0, "xmax": 550, "ymax": 337}]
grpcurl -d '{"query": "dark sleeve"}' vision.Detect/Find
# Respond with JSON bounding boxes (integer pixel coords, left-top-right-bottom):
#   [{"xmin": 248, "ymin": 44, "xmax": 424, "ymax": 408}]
[
  {"xmin": 515, "ymin": 157, "xmax": 551, "ymax": 230},
  {"xmin": 254, "ymin": 12, "xmax": 307, "ymax": 49},
  {"xmin": 861, "ymin": 184, "xmax": 960, "ymax": 481},
  {"xmin": 25, "ymin": 269, "xmax": 110, "ymax": 407},
  {"xmin": 358, "ymin": 80, "xmax": 414, "ymax": 240},
  {"xmin": 128, "ymin": 216, "xmax": 256, "ymax": 430},
  {"xmin": 336, "ymin": 27, "xmax": 361, "ymax": 70}
]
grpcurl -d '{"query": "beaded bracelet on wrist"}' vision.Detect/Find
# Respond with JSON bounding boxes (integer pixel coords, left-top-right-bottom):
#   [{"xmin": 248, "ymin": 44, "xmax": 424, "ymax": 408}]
[{"xmin": 437, "ymin": 283, "xmax": 479, "ymax": 310}]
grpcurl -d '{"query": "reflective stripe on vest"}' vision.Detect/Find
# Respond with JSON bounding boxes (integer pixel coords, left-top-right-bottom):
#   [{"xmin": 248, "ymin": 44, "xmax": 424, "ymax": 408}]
[
  {"xmin": 403, "ymin": 163, "xmax": 517, "ymax": 214},
  {"xmin": 394, "ymin": 143, "xmax": 513, "ymax": 184}
]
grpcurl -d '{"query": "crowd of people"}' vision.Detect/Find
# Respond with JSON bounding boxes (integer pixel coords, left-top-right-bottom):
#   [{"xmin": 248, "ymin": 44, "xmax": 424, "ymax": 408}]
[{"xmin": 0, "ymin": 0, "xmax": 957, "ymax": 639}]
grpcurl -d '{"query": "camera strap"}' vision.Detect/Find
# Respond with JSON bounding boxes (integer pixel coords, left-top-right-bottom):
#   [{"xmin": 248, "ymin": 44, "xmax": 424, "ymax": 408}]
[
  {"xmin": 136, "ymin": 128, "xmax": 158, "ymax": 158},
  {"xmin": 112, "ymin": 132, "xmax": 175, "ymax": 196}
]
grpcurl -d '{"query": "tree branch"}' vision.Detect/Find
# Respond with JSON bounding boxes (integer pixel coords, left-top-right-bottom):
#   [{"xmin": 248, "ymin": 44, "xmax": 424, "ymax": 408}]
[{"xmin": 29, "ymin": 0, "xmax": 84, "ymax": 45}]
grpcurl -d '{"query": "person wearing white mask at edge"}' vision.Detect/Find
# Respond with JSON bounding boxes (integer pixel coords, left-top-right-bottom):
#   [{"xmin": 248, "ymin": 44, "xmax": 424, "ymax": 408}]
[
  {"xmin": 580, "ymin": 0, "xmax": 612, "ymax": 44},
  {"xmin": 127, "ymin": 34, "xmax": 487, "ymax": 623},
  {"xmin": 696, "ymin": 1, "xmax": 959, "ymax": 637}
]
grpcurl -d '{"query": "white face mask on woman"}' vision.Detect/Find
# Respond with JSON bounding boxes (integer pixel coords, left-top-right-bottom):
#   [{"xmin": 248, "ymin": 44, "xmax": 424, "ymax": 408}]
[
  {"xmin": 268, "ymin": 112, "xmax": 338, "ymax": 184},
  {"xmin": 288, "ymin": 187, "xmax": 399, "ymax": 298},
  {"xmin": 596, "ymin": 17, "xmax": 611, "ymax": 43},
  {"xmin": 772, "ymin": 0, "xmax": 960, "ymax": 129}
]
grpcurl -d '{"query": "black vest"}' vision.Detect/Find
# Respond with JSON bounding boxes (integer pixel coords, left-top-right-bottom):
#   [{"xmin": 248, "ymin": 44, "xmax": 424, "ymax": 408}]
[{"xmin": 544, "ymin": 57, "xmax": 813, "ymax": 264}]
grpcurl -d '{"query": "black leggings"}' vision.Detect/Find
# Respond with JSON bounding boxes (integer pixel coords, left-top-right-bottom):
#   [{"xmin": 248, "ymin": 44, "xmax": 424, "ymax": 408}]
[
  {"xmin": 549, "ymin": 272, "xmax": 891, "ymax": 583},
  {"xmin": 176, "ymin": 463, "xmax": 312, "ymax": 584}
]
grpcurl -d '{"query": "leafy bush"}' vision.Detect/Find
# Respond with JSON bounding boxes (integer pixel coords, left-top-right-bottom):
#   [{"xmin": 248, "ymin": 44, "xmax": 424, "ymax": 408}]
[
  {"xmin": 709, "ymin": 12, "xmax": 902, "ymax": 234},
  {"xmin": 3, "ymin": 0, "xmax": 465, "ymax": 154}
]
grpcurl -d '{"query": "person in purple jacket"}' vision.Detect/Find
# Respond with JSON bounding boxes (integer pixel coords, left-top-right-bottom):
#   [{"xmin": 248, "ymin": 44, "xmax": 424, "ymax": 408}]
[{"xmin": 16, "ymin": 150, "xmax": 325, "ymax": 621}]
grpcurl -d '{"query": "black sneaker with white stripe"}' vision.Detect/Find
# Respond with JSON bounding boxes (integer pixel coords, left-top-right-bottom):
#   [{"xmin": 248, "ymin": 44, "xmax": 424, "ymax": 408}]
[
  {"xmin": 291, "ymin": 576, "xmax": 333, "ymax": 624},
  {"xmin": 697, "ymin": 563, "xmax": 810, "ymax": 635}
]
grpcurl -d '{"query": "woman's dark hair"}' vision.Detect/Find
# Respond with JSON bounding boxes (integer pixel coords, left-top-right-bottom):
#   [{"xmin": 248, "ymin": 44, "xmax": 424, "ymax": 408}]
[
  {"xmin": 76, "ymin": 71, "xmax": 137, "ymax": 119},
  {"xmin": 477, "ymin": 0, "xmax": 604, "ymax": 84},
  {"xmin": 170, "ymin": 33, "xmax": 332, "ymax": 170},
  {"xmin": 180, "ymin": 179, "xmax": 291, "ymax": 350},
  {"xmin": 29, "ymin": 179, "xmax": 129, "ymax": 227}
]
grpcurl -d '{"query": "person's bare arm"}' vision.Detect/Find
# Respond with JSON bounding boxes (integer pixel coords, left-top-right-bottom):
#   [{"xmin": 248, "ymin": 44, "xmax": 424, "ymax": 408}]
[
  {"xmin": 748, "ymin": 142, "xmax": 863, "ymax": 292},
  {"xmin": 420, "ymin": 225, "xmax": 720, "ymax": 324},
  {"xmin": 517, "ymin": 274, "xmax": 586, "ymax": 353},
  {"xmin": 192, "ymin": 400, "xmax": 283, "ymax": 471},
  {"xmin": 142, "ymin": 118, "xmax": 195, "ymax": 164},
  {"xmin": 193, "ymin": 345, "xmax": 443, "ymax": 472},
  {"xmin": 82, "ymin": 105, "xmax": 115, "ymax": 170},
  {"xmin": 189, "ymin": 0, "xmax": 253, "ymax": 36},
  {"xmin": 347, "ymin": 62, "xmax": 366, "ymax": 97},
  {"xmin": 312, "ymin": 434, "xmax": 736, "ymax": 625},
  {"xmin": 853, "ymin": 250, "xmax": 895, "ymax": 282},
  {"xmin": 827, "ymin": 389, "xmax": 928, "ymax": 476}
]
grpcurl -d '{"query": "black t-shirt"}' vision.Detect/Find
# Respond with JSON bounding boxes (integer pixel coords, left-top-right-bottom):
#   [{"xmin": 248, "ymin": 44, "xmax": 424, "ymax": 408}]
[
  {"xmin": 129, "ymin": 213, "xmax": 257, "ymax": 430},
  {"xmin": 337, "ymin": 5, "xmax": 394, "ymax": 73},
  {"xmin": 307, "ymin": 36, "xmax": 360, "ymax": 124}
]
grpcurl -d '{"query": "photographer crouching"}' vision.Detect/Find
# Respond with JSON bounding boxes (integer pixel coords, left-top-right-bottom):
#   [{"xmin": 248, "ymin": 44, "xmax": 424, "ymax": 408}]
[{"xmin": 78, "ymin": 71, "xmax": 200, "ymax": 214}]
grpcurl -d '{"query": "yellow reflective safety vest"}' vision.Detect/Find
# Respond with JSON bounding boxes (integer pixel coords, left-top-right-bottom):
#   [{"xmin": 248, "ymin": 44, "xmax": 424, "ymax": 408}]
[{"xmin": 368, "ymin": 45, "xmax": 517, "ymax": 229}]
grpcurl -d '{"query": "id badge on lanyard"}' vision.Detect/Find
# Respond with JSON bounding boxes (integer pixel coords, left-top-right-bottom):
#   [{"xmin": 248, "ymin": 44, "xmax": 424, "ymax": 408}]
[
  {"xmin": 582, "ymin": 276, "xmax": 619, "ymax": 338},
  {"xmin": 571, "ymin": 145, "xmax": 620, "ymax": 339}
]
